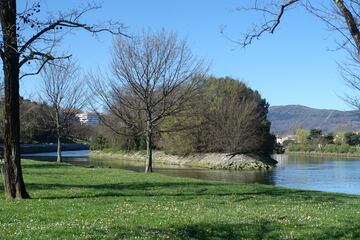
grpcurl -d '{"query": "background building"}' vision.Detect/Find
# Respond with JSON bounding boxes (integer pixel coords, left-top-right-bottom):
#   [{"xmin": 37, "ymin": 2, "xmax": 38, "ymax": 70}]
[{"xmin": 76, "ymin": 112, "xmax": 100, "ymax": 126}]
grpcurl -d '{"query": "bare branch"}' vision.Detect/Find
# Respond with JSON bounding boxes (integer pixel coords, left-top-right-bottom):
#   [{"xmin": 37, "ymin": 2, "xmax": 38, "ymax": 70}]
[
  {"xmin": 19, "ymin": 50, "xmax": 55, "ymax": 67},
  {"xmin": 228, "ymin": 0, "xmax": 299, "ymax": 47},
  {"xmin": 19, "ymin": 54, "xmax": 72, "ymax": 80},
  {"xmin": 0, "ymin": 49, "xmax": 4, "ymax": 61},
  {"xmin": 19, "ymin": 5, "xmax": 129, "ymax": 55},
  {"xmin": 19, "ymin": 58, "xmax": 50, "ymax": 80},
  {"xmin": 88, "ymin": 29, "xmax": 206, "ymax": 172}
]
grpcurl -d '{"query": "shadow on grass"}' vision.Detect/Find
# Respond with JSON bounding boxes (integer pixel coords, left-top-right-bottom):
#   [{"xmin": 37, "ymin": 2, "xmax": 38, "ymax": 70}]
[
  {"xmin": 26, "ymin": 181, "xmax": 350, "ymax": 204},
  {"xmin": 111, "ymin": 222, "xmax": 275, "ymax": 239},
  {"xmin": 22, "ymin": 163, "xmax": 72, "ymax": 169},
  {"xmin": 9, "ymin": 161, "xmax": 357, "ymax": 204},
  {"xmin": 104, "ymin": 221, "xmax": 360, "ymax": 239}
]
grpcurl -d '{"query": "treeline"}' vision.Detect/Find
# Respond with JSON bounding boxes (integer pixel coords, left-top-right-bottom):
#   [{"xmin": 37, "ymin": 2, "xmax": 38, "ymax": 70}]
[
  {"xmin": 285, "ymin": 128, "xmax": 360, "ymax": 154},
  {"xmin": 0, "ymin": 98, "xmax": 94, "ymax": 144},
  {"xmin": 92, "ymin": 76, "xmax": 276, "ymax": 155}
]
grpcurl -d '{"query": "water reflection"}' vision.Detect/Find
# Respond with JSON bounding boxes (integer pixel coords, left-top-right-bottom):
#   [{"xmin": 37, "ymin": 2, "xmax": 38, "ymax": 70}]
[
  {"xmin": 23, "ymin": 151, "xmax": 360, "ymax": 195},
  {"xmin": 22, "ymin": 150, "xmax": 91, "ymax": 167}
]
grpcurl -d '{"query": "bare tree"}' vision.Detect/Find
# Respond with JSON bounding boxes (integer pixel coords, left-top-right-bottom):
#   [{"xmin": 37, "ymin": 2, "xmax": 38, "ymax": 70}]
[
  {"xmin": 225, "ymin": 0, "xmax": 360, "ymax": 109},
  {"xmin": 89, "ymin": 30, "xmax": 206, "ymax": 173},
  {"xmin": 226, "ymin": 1, "xmax": 360, "ymax": 56},
  {"xmin": 0, "ymin": 0, "xmax": 126, "ymax": 199},
  {"xmin": 40, "ymin": 59, "xmax": 85, "ymax": 162},
  {"xmin": 338, "ymin": 62, "xmax": 360, "ymax": 108}
]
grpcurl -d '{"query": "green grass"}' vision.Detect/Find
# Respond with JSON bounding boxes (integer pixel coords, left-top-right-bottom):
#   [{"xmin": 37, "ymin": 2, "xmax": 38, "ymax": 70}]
[
  {"xmin": 99, "ymin": 148, "xmax": 147, "ymax": 155},
  {"xmin": 1, "ymin": 160, "xmax": 360, "ymax": 239}
]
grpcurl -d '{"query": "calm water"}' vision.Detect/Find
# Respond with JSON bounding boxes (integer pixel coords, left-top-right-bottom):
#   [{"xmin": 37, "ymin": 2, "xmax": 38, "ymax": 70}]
[{"xmin": 23, "ymin": 150, "xmax": 360, "ymax": 195}]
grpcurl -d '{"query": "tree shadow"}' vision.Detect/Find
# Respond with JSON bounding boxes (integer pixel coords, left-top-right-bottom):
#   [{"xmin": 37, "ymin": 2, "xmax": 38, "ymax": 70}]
[
  {"xmin": 101, "ymin": 221, "xmax": 360, "ymax": 239},
  {"xmin": 3, "ymin": 161, "xmax": 356, "ymax": 204},
  {"xmin": 25, "ymin": 181, "xmax": 351, "ymax": 204},
  {"xmin": 22, "ymin": 163, "xmax": 73, "ymax": 169}
]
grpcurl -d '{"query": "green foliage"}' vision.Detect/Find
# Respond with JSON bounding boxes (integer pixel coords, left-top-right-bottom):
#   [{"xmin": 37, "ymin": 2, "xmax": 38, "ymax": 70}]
[
  {"xmin": 287, "ymin": 143, "xmax": 301, "ymax": 152},
  {"xmin": 287, "ymin": 142, "xmax": 360, "ymax": 154},
  {"xmin": 344, "ymin": 132, "xmax": 360, "ymax": 146},
  {"xmin": 302, "ymin": 144, "xmax": 316, "ymax": 152},
  {"xmin": 161, "ymin": 130, "xmax": 198, "ymax": 155},
  {"xmin": 287, "ymin": 128, "xmax": 360, "ymax": 155},
  {"xmin": 307, "ymin": 128, "xmax": 323, "ymax": 146},
  {"xmin": 323, "ymin": 133, "xmax": 334, "ymax": 144},
  {"xmin": 101, "ymin": 148, "xmax": 128, "ymax": 154},
  {"xmin": 322, "ymin": 144, "xmax": 338, "ymax": 153},
  {"xmin": 161, "ymin": 77, "xmax": 275, "ymax": 155},
  {"xmin": 0, "ymin": 98, "xmax": 93, "ymax": 144},
  {"xmin": 309, "ymin": 129, "xmax": 322, "ymax": 139},
  {"xmin": 0, "ymin": 99, "xmax": 56, "ymax": 143},
  {"xmin": 90, "ymin": 134, "xmax": 109, "ymax": 150},
  {"xmin": 338, "ymin": 143, "xmax": 351, "ymax": 153},
  {"xmin": 295, "ymin": 128, "xmax": 310, "ymax": 144},
  {"xmin": 282, "ymin": 139, "xmax": 296, "ymax": 147},
  {"xmin": 334, "ymin": 132, "xmax": 346, "ymax": 145},
  {"xmin": 349, "ymin": 146, "xmax": 357, "ymax": 153},
  {"xmin": 94, "ymin": 77, "xmax": 275, "ymax": 155}
]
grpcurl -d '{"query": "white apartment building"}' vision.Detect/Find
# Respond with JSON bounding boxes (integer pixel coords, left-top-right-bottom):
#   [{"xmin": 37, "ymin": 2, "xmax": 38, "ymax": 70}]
[
  {"xmin": 276, "ymin": 135, "xmax": 296, "ymax": 144},
  {"xmin": 76, "ymin": 112, "xmax": 100, "ymax": 126}
]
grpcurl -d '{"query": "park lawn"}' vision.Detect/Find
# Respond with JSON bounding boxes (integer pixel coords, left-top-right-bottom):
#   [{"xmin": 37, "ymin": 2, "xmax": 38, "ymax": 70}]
[{"xmin": 0, "ymin": 160, "xmax": 360, "ymax": 239}]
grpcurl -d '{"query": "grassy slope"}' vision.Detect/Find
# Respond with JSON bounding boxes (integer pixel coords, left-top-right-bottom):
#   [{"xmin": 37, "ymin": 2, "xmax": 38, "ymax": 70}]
[{"xmin": 0, "ymin": 160, "xmax": 360, "ymax": 239}]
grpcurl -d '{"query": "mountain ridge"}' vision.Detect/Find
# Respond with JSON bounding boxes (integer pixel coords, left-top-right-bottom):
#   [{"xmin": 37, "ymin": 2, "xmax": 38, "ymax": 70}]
[{"xmin": 268, "ymin": 105, "xmax": 360, "ymax": 135}]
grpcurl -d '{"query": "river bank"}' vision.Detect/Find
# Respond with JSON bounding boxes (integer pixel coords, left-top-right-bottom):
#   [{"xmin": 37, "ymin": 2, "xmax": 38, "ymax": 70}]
[
  {"xmin": 286, "ymin": 151, "xmax": 360, "ymax": 158},
  {"xmin": 89, "ymin": 150, "xmax": 277, "ymax": 170},
  {"xmin": 1, "ymin": 159, "xmax": 359, "ymax": 239}
]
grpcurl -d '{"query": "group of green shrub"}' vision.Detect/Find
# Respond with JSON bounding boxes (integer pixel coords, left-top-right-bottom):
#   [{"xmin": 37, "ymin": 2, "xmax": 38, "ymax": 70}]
[
  {"xmin": 287, "ymin": 143, "xmax": 360, "ymax": 154},
  {"xmin": 285, "ymin": 128, "xmax": 360, "ymax": 154},
  {"xmin": 0, "ymin": 98, "xmax": 95, "ymax": 144}
]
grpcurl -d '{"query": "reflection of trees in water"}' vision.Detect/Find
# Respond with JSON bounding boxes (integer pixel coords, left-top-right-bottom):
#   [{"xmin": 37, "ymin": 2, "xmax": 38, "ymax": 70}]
[
  {"xmin": 277, "ymin": 154, "xmax": 358, "ymax": 164},
  {"xmin": 272, "ymin": 154, "xmax": 289, "ymax": 167}
]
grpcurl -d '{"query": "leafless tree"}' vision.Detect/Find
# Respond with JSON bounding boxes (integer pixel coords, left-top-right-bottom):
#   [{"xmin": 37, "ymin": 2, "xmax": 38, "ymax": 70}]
[
  {"xmin": 338, "ymin": 62, "xmax": 360, "ymax": 108},
  {"xmin": 225, "ymin": 1, "xmax": 360, "ymax": 55},
  {"xmin": 0, "ymin": 76, "xmax": 3, "ymax": 98},
  {"xmin": 40, "ymin": 58, "xmax": 85, "ymax": 163},
  {"xmin": 224, "ymin": 0, "xmax": 360, "ymax": 110},
  {"xmin": 0, "ymin": 0, "xmax": 126, "ymax": 199},
  {"xmin": 89, "ymin": 30, "xmax": 206, "ymax": 173}
]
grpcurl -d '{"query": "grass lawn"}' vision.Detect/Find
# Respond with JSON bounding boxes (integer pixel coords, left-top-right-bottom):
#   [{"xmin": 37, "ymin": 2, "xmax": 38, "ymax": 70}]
[{"xmin": 0, "ymin": 160, "xmax": 360, "ymax": 239}]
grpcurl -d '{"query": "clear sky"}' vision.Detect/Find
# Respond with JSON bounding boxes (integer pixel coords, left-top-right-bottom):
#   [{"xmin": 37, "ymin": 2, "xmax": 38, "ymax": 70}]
[{"xmin": 19, "ymin": 0, "xmax": 355, "ymax": 110}]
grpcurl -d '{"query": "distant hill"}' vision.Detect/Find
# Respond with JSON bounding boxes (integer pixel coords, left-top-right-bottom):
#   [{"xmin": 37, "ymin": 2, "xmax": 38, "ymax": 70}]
[{"xmin": 268, "ymin": 105, "xmax": 360, "ymax": 135}]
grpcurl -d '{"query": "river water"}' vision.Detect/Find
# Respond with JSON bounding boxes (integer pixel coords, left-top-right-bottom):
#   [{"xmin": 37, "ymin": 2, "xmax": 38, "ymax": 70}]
[{"xmin": 22, "ymin": 150, "xmax": 360, "ymax": 195}]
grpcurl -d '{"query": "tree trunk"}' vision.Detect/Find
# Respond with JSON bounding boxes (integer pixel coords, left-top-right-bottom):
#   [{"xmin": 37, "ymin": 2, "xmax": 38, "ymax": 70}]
[
  {"xmin": 334, "ymin": 0, "xmax": 360, "ymax": 62},
  {"xmin": 145, "ymin": 120, "xmax": 153, "ymax": 173},
  {"xmin": 1, "ymin": 0, "xmax": 30, "ymax": 199},
  {"xmin": 56, "ymin": 132, "xmax": 62, "ymax": 163},
  {"xmin": 55, "ymin": 111, "xmax": 62, "ymax": 162}
]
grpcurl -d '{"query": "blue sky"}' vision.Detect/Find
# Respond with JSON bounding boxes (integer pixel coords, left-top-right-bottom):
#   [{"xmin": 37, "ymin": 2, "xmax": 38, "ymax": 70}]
[{"xmin": 20, "ymin": 0, "xmax": 354, "ymax": 110}]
